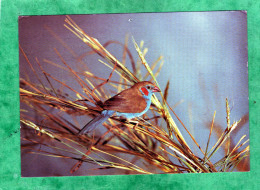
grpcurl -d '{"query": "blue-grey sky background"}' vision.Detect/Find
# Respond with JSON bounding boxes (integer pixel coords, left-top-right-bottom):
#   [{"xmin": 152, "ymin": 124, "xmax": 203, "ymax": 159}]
[{"xmin": 19, "ymin": 11, "xmax": 248, "ymax": 176}]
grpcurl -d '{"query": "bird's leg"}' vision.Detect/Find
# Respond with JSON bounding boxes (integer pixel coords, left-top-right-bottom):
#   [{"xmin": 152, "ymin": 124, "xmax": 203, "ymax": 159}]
[{"xmin": 133, "ymin": 122, "xmax": 139, "ymax": 131}]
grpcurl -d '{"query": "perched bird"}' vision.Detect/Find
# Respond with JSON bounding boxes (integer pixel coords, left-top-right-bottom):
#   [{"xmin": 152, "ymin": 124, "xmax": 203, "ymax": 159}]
[{"xmin": 78, "ymin": 81, "xmax": 161, "ymax": 135}]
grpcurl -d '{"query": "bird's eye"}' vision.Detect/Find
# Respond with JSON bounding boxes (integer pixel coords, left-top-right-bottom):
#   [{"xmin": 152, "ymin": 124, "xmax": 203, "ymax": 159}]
[{"xmin": 147, "ymin": 86, "xmax": 151, "ymax": 90}]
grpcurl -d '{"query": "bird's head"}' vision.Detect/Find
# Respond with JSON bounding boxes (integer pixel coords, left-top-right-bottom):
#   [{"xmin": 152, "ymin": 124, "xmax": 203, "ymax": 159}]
[{"xmin": 134, "ymin": 81, "xmax": 161, "ymax": 99}]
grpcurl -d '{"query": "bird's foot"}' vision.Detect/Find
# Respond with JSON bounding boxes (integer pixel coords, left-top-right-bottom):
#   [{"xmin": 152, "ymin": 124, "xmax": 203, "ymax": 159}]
[
  {"xmin": 126, "ymin": 119, "xmax": 139, "ymax": 130},
  {"xmin": 127, "ymin": 119, "xmax": 138, "ymax": 123}
]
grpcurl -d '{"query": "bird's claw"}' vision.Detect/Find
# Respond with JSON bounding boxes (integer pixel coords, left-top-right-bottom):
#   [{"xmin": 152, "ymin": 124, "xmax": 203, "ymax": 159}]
[{"xmin": 126, "ymin": 119, "xmax": 139, "ymax": 130}]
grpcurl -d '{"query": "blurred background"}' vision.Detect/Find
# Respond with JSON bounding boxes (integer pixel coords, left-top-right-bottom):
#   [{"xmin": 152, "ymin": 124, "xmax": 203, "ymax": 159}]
[{"xmin": 19, "ymin": 11, "xmax": 249, "ymax": 176}]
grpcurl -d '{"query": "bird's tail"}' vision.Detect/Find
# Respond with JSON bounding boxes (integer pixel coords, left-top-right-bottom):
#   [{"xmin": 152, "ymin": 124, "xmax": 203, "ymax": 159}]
[{"xmin": 78, "ymin": 110, "xmax": 115, "ymax": 135}]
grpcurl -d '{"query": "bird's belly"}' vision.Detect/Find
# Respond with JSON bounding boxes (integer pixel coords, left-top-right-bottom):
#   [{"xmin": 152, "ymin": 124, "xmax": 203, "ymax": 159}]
[
  {"xmin": 115, "ymin": 99, "xmax": 151, "ymax": 119},
  {"xmin": 116, "ymin": 112, "xmax": 144, "ymax": 119}
]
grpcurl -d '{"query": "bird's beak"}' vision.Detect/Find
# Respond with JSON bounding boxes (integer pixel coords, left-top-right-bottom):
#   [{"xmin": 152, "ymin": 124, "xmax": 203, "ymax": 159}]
[{"xmin": 152, "ymin": 86, "xmax": 161, "ymax": 92}]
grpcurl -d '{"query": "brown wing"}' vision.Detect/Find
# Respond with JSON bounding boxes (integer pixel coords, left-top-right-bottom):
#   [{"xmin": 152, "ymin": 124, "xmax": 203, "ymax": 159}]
[{"xmin": 103, "ymin": 87, "xmax": 148, "ymax": 113}]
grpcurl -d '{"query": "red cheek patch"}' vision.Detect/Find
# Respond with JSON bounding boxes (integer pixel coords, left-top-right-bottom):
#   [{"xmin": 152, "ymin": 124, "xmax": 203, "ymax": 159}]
[{"xmin": 141, "ymin": 87, "xmax": 149, "ymax": 96}]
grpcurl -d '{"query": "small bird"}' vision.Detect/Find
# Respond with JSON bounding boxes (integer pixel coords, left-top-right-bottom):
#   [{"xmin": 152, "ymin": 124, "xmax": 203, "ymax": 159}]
[{"xmin": 78, "ymin": 81, "xmax": 161, "ymax": 135}]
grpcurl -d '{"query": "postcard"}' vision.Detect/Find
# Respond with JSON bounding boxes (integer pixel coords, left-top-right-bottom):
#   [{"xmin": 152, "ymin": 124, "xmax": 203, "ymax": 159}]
[{"xmin": 19, "ymin": 12, "xmax": 249, "ymax": 177}]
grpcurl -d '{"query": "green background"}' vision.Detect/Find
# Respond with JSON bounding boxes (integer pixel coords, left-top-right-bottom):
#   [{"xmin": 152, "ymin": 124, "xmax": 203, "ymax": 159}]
[{"xmin": 0, "ymin": 0, "xmax": 259, "ymax": 189}]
